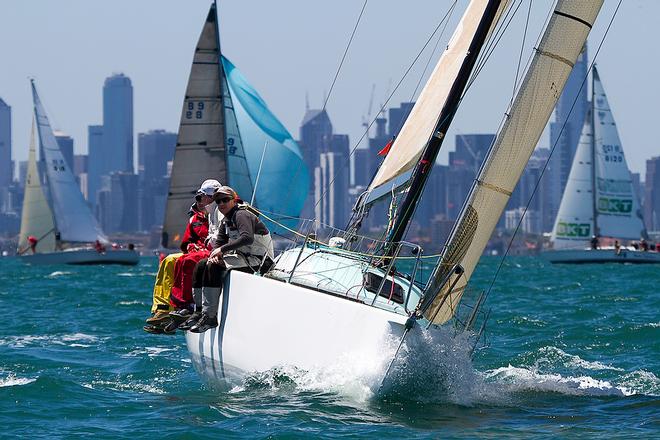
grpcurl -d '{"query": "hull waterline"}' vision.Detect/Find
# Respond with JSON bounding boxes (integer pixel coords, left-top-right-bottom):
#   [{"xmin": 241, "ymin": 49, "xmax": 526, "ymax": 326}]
[
  {"xmin": 543, "ymin": 248, "xmax": 660, "ymax": 264},
  {"xmin": 20, "ymin": 249, "xmax": 140, "ymax": 265}
]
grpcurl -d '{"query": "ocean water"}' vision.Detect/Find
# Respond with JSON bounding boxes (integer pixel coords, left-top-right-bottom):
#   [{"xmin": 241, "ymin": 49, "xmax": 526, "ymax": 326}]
[{"xmin": 0, "ymin": 256, "xmax": 658, "ymax": 438}]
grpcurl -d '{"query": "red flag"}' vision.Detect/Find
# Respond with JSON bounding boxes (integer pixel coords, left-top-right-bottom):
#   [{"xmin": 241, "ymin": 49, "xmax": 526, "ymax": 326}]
[{"xmin": 377, "ymin": 138, "xmax": 394, "ymax": 156}]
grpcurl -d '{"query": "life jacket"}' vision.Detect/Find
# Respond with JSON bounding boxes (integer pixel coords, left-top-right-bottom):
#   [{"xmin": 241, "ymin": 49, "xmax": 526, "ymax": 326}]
[{"xmin": 222, "ymin": 205, "xmax": 274, "ymax": 269}]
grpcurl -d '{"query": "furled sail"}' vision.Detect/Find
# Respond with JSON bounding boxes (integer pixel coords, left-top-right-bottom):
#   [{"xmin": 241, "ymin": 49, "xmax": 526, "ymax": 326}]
[
  {"xmin": 17, "ymin": 119, "xmax": 56, "ymax": 254},
  {"xmin": 591, "ymin": 67, "xmax": 645, "ymax": 240},
  {"xmin": 550, "ymin": 111, "xmax": 595, "ymax": 249},
  {"xmin": 162, "ymin": 3, "xmax": 252, "ymax": 248},
  {"xmin": 421, "ymin": 1, "xmax": 604, "ymax": 325},
  {"xmin": 363, "ymin": 0, "xmax": 510, "ymax": 205},
  {"xmin": 31, "ymin": 81, "xmax": 107, "ymax": 244},
  {"xmin": 222, "ymin": 56, "xmax": 309, "ymax": 229}
]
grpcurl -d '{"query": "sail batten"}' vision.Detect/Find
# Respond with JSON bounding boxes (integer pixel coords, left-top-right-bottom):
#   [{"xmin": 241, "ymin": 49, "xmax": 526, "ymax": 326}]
[{"xmin": 423, "ymin": 1, "xmax": 604, "ymax": 324}]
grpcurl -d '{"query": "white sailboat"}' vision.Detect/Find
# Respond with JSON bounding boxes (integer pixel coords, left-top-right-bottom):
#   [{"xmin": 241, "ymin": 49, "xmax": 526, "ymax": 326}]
[
  {"xmin": 17, "ymin": 81, "xmax": 139, "ymax": 266},
  {"xmin": 184, "ymin": 0, "xmax": 604, "ymax": 389},
  {"xmin": 545, "ymin": 67, "xmax": 659, "ymax": 264}
]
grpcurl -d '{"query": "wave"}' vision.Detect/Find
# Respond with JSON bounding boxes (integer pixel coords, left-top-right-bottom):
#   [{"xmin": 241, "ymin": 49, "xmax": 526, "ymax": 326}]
[
  {"xmin": 0, "ymin": 333, "xmax": 100, "ymax": 348},
  {"xmin": 0, "ymin": 374, "xmax": 37, "ymax": 388},
  {"xmin": 82, "ymin": 379, "xmax": 165, "ymax": 395},
  {"xmin": 46, "ymin": 271, "xmax": 72, "ymax": 278}
]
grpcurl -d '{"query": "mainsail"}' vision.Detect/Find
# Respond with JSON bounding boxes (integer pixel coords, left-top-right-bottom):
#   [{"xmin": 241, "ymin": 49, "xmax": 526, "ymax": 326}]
[
  {"xmin": 162, "ymin": 4, "xmax": 308, "ymax": 247},
  {"xmin": 31, "ymin": 81, "xmax": 107, "ymax": 244},
  {"xmin": 422, "ymin": 1, "xmax": 604, "ymax": 325},
  {"xmin": 17, "ymin": 119, "xmax": 56, "ymax": 254},
  {"xmin": 551, "ymin": 111, "xmax": 595, "ymax": 249},
  {"xmin": 591, "ymin": 67, "xmax": 645, "ymax": 239},
  {"xmin": 162, "ymin": 4, "xmax": 240, "ymax": 248}
]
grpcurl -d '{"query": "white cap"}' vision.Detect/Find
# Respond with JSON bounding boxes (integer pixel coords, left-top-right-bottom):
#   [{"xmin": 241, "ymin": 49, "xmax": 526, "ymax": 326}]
[{"xmin": 196, "ymin": 179, "xmax": 222, "ymax": 196}]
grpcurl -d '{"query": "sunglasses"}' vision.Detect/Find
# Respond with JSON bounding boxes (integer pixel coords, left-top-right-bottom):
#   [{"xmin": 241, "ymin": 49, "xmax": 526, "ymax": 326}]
[{"xmin": 216, "ymin": 197, "xmax": 233, "ymax": 204}]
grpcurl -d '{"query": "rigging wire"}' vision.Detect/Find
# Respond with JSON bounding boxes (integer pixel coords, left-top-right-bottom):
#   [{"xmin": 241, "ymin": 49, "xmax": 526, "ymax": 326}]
[
  {"xmin": 315, "ymin": 2, "xmax": 461, "ymax": 216},
  {"xmin": 322, "ymin": 0, "xmax": 369, "ymax": 113},
  {"xmin": 481, "ymin": 0, "xmax": 624, "ymax": 308}
]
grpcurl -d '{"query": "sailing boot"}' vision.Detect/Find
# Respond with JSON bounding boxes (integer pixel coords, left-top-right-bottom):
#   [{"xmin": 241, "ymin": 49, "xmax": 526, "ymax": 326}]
[
  {"xmin": 165, "ymin": 308, "xmax": 192, "ymax": 332},
  {"xmin": 178, "ymin": 310, "xmax": 202, "ymax": 331},
  {"xmin": 145, "ymin": 310, "xmax": 171, "ymax": 325},
  {"xmin": 189, "ymin": 313, "xmax": 218, "ymax": 333}
]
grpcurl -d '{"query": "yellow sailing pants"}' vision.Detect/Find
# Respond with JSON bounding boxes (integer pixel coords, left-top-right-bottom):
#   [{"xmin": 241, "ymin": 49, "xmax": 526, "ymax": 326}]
[{"xmin": 151, "ymin": 252, "xmax": 183, "ymax": 313}]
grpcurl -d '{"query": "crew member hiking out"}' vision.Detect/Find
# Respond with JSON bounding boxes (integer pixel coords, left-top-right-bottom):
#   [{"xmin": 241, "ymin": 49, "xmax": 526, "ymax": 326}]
[{"xmin": 184, "ymin": 186, "xmax": 274, "ymax": 333}]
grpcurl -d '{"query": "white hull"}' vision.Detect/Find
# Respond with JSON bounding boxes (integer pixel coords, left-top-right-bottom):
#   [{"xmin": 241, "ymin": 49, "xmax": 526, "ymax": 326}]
[
  {"xmin": 185, "ymin": 271, "xmax": 409, "ymax": 388},
  {"xmin": 20, "ymin": 248, "xmax": 140, "ymax": 265},
  {"xmin": 544, "ymin": 248, "xmax": 660, "ymax": 264}
]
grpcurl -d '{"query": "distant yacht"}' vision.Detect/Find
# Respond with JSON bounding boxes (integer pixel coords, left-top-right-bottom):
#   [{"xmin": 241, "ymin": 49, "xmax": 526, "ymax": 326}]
[
  {"xmin": 545, "ymin": 67, "xmax": 659, "ymax": 264},
  {"xmin": 17, "ymin": 81, "xmax": 139, "ymax": 265}
]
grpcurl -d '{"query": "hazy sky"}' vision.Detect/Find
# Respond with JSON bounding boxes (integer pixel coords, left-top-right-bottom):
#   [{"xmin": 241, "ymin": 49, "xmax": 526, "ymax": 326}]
[{"xmin": 0, "ymin": 0, "xmax": 657, "ymax": 175}]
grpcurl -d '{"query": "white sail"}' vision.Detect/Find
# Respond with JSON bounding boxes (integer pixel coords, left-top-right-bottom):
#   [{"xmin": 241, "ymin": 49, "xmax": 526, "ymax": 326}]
[
  {"xmin": 550, "ymin": 112, "xmax": 594, "ymax": 249},
  {"xmin": 365, "ymin": 0, "xmax": 509, "ymax": 199},
  {"xmin": 17, "ymin": 119, "xmax": 56, "ymax": 254},
  {"xmin": 423, "ymin": 1, "xmax": 603, "ymax": 325},
  {"xmin": 591, "ymin": 67, "xmax": 645, "ymax": 240},
  {"xmin": 31, "ymin": 81, "xmax": 107, "ymax": 244}
]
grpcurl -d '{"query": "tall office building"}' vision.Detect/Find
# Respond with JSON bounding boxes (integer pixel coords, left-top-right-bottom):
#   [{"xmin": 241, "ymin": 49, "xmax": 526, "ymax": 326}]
[
  {"xmin": 87, "ymin": 124, "xmax": 104, "ymax": 206},
  {"xmin": 103, "ymin": 73, "xmax": 134, "ymax": 173},
  {"xmin": 137, "ymin": 129, "xmax": 176, "ymax": 231},
  {"xmin": 317, "ymin": 151, "xmax": 349, "ymax": 229},
  {"xmin": 54, "ymin": 131, "xmax": 74, "ymax": 171},
  {"xmin": 645, "ymin": 156, "xmax": 660, "ymax": 231},
  {"xmin": 138, "ymin": 129, "xmax": 176, "ymax": 182},
  {"xmin": 546, "ymin": 44, "xmax": 589, "ymax": 230},
  {"xmin": 97, "ymin": 172, "xmax": 138, "ymax": 234},
  {"xmin": 0, "ymin": 99, "xmax": 11, "ymax": 189}
]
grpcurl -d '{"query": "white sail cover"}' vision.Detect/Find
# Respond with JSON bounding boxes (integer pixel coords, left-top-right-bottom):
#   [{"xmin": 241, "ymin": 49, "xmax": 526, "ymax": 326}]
[
  {"xmin": 17, "ymin": 120, "xmax": 56, "ymax": 254},
  {"xmin": 592, "ymin": 68, "xmax": 645, "ymax": 240},
  {"xmin": 162, "ymin": 4, "xmax": 239, "ymax": 248},
  {"xmin": 423, "ymin": 1, "xmax": 603, "ymax": 325},
  {"xmin": 31, "ymin": 81, "xmax": 107, "ymax": 244},
  {"xmin": 366, "ymin": 0, "xmax": 509, "ymax": 198},
  {"xmin": 550, "ymin": 113, "xmax": 595, "ymax": 249}
]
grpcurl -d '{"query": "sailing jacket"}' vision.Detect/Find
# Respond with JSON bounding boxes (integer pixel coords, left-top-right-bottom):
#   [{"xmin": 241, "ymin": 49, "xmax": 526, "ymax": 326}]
[
  {"xmin": 180, "ymin": 204, "xmax": 210, "ymax": 253},
  {"xmin": 215, "ymin": 204, "xmax": 274, "ymax": 266}
]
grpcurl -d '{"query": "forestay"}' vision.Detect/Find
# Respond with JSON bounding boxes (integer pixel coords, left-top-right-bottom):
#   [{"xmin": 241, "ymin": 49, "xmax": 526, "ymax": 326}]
[
  {"xmin": 551, "ymin": 112, "xmax": 595, "ymax": 249},
  {"xmin": 222, "ymin": 56, "xmax": 309, "ymax": 231},
  {"xmin": 31, "ymin": 81, "xmax": 107, "ymax": 244},
  {"xmin": 422, "ymin": 1, "xmax": 604, "ymax": 325},
  {"xmin": 17, "ymin": 119, "xmax": 56, "ymax": 254},
  {"xmin": 591, "ymin": 68, "xmax": 645, "ymax": 240},
  {"xmin": 364, "ymin": 0, "xmax": 510, "ymax": 204}
]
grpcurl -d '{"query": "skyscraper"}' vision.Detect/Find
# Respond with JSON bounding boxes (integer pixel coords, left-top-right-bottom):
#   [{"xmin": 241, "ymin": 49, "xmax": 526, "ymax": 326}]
[
  {"xmin": 137, "ymin": 129, "xmax": 176, "ymax": 231},
  {"xmin": 103, "ymin": 73, "xmax": 134, "ymax": 173},
  {"xmin": 0, "ymin": 98, "xmax": 11, "ymax": 189},
  {"xmin": 87, "ymin": 124, "xmax": 104, "ymax": 206}
]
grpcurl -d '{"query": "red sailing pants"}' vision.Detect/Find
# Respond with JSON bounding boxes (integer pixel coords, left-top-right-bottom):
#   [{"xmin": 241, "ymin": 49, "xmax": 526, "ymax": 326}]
[{"xmin": 169, "ymin": 249, "xmax": 210, "ymax": 309}]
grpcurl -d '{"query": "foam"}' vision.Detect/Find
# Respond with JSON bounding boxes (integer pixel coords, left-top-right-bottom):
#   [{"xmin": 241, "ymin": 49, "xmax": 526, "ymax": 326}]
[
  {"xmin": 47, "ymin": 271, "xmax": 71, "ymax": 278},
  {"xmin": 0, "ymin": 374, "xmax": 36, "ymax": 388}
]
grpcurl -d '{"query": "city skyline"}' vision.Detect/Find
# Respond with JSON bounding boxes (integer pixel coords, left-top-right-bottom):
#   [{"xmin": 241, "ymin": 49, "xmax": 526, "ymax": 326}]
[{"xmin": 0, "ymin": 0, "xmax": 658, "ymax": 176}]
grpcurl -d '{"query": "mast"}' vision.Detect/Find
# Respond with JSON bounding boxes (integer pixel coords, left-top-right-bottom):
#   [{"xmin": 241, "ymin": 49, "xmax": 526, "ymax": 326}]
[
  {"xmin": 590, "ymin": 68, "xmax": 599, "ymax": 237},
  {"xmin": 382, "ymin": 0, "xmax": 503, "ymax": 255}
]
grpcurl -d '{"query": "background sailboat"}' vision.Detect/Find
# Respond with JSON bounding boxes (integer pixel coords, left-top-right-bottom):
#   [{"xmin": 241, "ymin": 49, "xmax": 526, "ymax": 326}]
[
  {"xmin": 161, "ymin": 3, "xmax": 308, "ymax": 249},
  {"xmin": 546, "ymin": 67, "xmax": 659, "ymax": 264},
  {"xmin": 18, "ymin": 81, "xmax": 139, "ymax": 265}
]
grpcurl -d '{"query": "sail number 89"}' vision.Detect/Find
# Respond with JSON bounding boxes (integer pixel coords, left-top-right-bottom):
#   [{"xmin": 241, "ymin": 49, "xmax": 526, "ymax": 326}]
[{"xmin": 186, "ymin": 101, "xmax": 205, "ymax": 119}]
